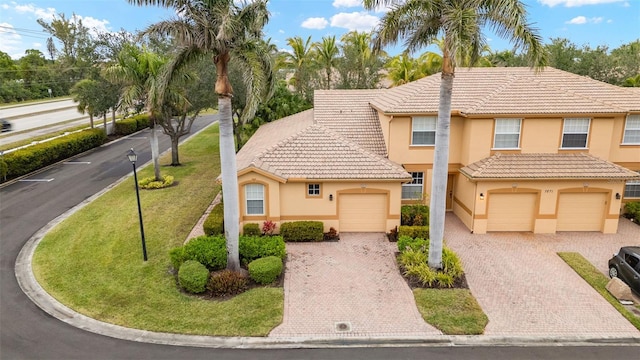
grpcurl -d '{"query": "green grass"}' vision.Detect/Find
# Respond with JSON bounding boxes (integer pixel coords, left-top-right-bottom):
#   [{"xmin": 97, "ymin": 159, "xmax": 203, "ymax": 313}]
[
  {"xmin": 32, "ymin": 123, "xmax": 283, "ymax": 336},
  {"xmin": 413, "ymin": 288, "xmax": 488, "ymax": 335},
  {"xmin": 558, "ymin": 252, "xmax": 640, "ymax": 331}
]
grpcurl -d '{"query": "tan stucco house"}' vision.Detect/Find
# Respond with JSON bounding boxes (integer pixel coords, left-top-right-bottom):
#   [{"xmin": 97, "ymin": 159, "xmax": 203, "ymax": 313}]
[{"xmin": 235, "ymin": 67, "xmax": 640, "ymax": 234}]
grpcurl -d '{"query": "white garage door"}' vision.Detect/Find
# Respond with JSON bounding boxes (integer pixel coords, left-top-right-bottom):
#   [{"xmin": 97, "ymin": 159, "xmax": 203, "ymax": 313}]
[
  {"xmin": 339, "ymin": 194, "xmax": 387, "ymax": 232},
  {"xmin": 557, "ymin": 193, "xmax": 606, "ymax": 232},
  {"xmin": 487, "ymin": 193, "xmax": 536, "ymax": 232}
]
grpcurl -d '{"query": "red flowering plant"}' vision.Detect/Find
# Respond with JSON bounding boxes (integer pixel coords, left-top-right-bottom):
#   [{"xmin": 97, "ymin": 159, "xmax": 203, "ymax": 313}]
[{"xmin": 262, "ymin": 220, "xmax": 276, "ymax": 235}]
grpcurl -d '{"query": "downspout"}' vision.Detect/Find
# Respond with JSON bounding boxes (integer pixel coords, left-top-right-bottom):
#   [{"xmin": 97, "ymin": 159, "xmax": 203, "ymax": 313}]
[
  {"xmin": 388, "ymin": 115, "xmax": 393, "ymax": 157},
  {"xmin": 470, "ymin": 178, "xmax": 477, "ymax": 234}
]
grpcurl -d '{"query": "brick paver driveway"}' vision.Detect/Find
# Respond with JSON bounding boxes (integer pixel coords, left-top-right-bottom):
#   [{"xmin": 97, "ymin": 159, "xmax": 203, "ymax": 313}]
[
  {"xmin": 445, "ymin": 214, "xmax": 640, "ymax": 337},
  {"xmin": 269, "ymin": 233, "xmax": 441, "ymax": 338}
]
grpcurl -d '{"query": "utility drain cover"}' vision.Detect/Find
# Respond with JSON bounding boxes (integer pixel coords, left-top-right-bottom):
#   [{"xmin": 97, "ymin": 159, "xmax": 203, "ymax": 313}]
[{"xmin": 335, "ymin": 322, "xmax": 352, "ymax": 332}]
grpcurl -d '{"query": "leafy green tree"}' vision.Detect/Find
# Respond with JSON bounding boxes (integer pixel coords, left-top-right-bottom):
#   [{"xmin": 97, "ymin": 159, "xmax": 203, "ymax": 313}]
[
  {"xmin": 314, "ymin": 36, "xmax": 340, "ymax": 89},
  {"xmin": 70, "ymin": 79, "xmax": 101, "ymax": 128},
  {"xmin": 284, "ymin": 36, "xmax": 316, "ymax": 100},
  {"xmin": 364, "ymin": 0, "xmax": 546, "ymax": 269},
  {"xmin": 129, "ymin": 0, "xmax": 271, "ymax": 272},
  {"xmin": 336, "ymin": 31, "xmax": 386, "ymax": 89}
]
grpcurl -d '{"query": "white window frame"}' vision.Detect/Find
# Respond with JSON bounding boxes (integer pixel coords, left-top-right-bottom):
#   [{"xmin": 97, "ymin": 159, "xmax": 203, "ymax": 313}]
[
  {"xmin": 493, "ymin": 118, "xmax": 522, "ymax": 149},
  {"xmin": 561, "ymin": 118, "xmax": 590, "ymax": 149},
  {"xmin": 411, "ymin": 117, "xmax": 436, "ymax": 146},
  {"xmin": 245, "ymin": 184, "xmax": 264, "ymax": 215},
  {"xmin": 307, "ymin": 183, "xmax": 320, "ymax": 196},
  {"xmin": 625, "ymin": 172, "xmax": 640, "ymax": 198},
  {"xmin": 622, "ymin": 115, "xmax": 640, "ymax": 144},
  {"xmin": 402, "ymin": 172, "xmax": 424, "ymax": 200}
]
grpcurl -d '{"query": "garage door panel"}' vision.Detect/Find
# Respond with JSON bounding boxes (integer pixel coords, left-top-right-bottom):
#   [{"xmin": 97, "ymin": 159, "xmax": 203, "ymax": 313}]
[
  {"xmin": 339, "ymin": 194, "xmax": 386, "ymax": 232},
  {"xmin": 557, "ymin": 193, "xmax": 605, "ymax": 232},
  {"xmin": 487, "ymin": 193, "xmax": 536, "ymax": 232}
]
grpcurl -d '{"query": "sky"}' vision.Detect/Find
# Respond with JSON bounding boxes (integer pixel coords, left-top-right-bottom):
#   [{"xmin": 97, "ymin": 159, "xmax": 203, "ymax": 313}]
[{"xmin": 0, "ymin": 0, "xmax": 639, "ymax": 60}]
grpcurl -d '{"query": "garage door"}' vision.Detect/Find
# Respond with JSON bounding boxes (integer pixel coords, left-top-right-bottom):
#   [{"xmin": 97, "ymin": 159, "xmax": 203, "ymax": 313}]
[
  {"xmin": 487, "ymin": 193, "xmax": 536, "ymax": 232},
  {"xmin": 557, "ymin": 193, "xmax": 606, "ymax": 232},
  {"xmin": 339, "ymin": 194, "xmax": 387, "ymax": 232}
]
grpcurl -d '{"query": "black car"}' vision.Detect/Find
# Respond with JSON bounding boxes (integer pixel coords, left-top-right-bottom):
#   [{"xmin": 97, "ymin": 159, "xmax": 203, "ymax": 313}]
[
  {"xmin": 609, "ymin": 246, "xmax": 640, "ymax": 295},
  {"xmin": 1, "ymin": 119, "xmax": 11, "ymax": 132}
]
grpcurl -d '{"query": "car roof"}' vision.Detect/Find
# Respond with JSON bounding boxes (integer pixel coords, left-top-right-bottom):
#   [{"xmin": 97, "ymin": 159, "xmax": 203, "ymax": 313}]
[{"xmin": 621, "ymin": 246, "xmax": 640, "ymax": 255}]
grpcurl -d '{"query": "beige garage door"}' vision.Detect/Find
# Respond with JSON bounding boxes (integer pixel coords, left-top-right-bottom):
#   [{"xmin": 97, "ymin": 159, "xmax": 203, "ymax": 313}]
[
  {"xmin": 339, "ymin": 194, "xmax": 387, "ymax": 232},
  {"xmin": 557, "ymin": 193, "xmax": 606, "ymax": 232},
  {"xmin": 487, "ymin": 193, "xmax": 536, "ymax": 232}
]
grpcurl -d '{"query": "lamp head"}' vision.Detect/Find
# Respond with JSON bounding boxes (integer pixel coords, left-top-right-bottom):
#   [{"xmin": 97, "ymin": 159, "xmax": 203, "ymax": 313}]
[{"xmin": 127, "ymin": 148, "xmax": 137, "ymax": 164}]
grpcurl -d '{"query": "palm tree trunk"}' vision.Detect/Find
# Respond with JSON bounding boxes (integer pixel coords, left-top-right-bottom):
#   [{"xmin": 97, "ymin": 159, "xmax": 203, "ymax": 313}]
[
  {"xmin": 89, "ymin": 114, "xmax": 94, "ymax": 128},
  {"xmin": 111, "ymin": 108, "xmax": 116, "ymax": 135},
  {"xmin": 149, "ymin": 119, "xmax": 161, "ymax": 181},
  {"xmin": 102, "ymin": 113, "xmax": 107, "ymax": 135},
  {"xmin": 218, "ymin": 96, "xmax": 241, "ymax": 272},
  {"xmin": 428, "ymin": 56, "xmax": 454, "ymax": 270}
]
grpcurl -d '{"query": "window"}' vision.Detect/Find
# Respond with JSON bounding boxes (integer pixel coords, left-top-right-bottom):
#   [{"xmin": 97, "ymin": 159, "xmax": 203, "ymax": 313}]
[
  {"xmin": 493, "ymin": 118, "xmax": 521, "ymax": 149},
  {"xmin": 625, "ymin": 172, "xmax": 640, "ymax": 198},
  {"xmin": 307, "ymin": 183, "xmax": 320, "ymax": 196},
  {"xmin": 245, "ymin": 184, "xmax": 264, "ymax": 215},
  {"xmin": 561, "ymin": 118, "xmax": 590, "ymax": 148},
  {"xmin": 402, "ymin": 172, "xmax": 424, "ymax": 199},
  {"xmin": 623, "ymin": 115, "xmax": 640, "ymax": 144},
  {"xmin": 412, "ymin": 117, "xmax": 436, "ymax": 145}
]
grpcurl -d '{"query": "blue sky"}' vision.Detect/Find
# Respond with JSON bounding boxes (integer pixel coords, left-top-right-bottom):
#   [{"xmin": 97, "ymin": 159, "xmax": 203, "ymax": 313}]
[{"xmin": 0, "ymin": 0, "xmax": 638, "ymax": 59}]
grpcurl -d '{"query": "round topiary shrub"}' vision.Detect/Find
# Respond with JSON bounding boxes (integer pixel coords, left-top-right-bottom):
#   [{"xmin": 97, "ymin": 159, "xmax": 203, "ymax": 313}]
[
  {"xmin": 138, "ymin": 175, "xmax": 174, "ymax": 189},
  {"xmin": 248, "ymin": 256, "xmax": 283, "ymax": 285},
  {"xmin": 178, "ymin": 260, "xmax": 209, "ymax": 294}
]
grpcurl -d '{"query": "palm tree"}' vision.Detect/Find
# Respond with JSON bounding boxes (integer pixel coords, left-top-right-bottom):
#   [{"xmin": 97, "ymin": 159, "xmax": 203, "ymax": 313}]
[
  {"xmin": 128, "ymin": 0, "xmax": 270, "ymax": 272},
  {"xmin": 105, "ymin": 43, "xmax": 166, "ymax": 181},
  {"xmin": 314, "ymin": 36, "xmax": 339, "ymax": 89},
  {"xmin": 387, "ymin": 54, "xmax": 425, "ymax": 86},
  {"xmin": 285, "ymin": 36, "xmax": 315, "ymax": 98},
  {"xmin": 363, "ymin": 0, "xmax": 547, "ymax": 269}
]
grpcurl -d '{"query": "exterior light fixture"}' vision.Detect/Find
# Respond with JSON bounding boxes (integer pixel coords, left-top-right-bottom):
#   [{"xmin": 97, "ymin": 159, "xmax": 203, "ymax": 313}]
[
  {"xmin": 127, "ymin": 148, "xmax": 147, "ymax": 261},
  {"xmin": 479, "ymin": 193, "xmax": 485, "ymax": 200},
  {"xmin": 329, "ymin": 194, "xmax": 333, "ymax": 201},
  {"xmin": 616, "ymin": 193, "xmax": 621, "ymax": 200}
]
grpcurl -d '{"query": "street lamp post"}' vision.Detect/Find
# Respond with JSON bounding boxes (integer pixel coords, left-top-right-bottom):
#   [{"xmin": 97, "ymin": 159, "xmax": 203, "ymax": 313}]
[{"xmin": 127, "ymin": 148, "xmax": 148, "ymax": 261}]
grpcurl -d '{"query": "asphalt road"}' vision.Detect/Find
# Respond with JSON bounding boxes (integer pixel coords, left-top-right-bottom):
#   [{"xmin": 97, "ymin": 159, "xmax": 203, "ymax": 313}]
[
  {"xmin": 1, "ymin": 114, "xmax": 638, "ymax": 359},
  {"xmin": 0, "ymin": 99, "xmax": 76, "ymax": 118}
]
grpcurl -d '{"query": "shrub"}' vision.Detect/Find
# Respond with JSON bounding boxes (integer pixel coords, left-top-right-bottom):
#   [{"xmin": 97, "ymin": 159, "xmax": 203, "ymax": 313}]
[
  {"xmin": 262, "ymin": 220, "xmax": 276, "ymax": 235},
  {"xmin": 401, "ymin": 205, "xmax": 430, "ymax": 226},
  {"xmin": 323, "ymin": 227, "xmax": 339, "ymax": 241},
  {"xmin": 397, "ymin": 236, "xmax": 429, "ymax": 253},
  {"xmin": 239, "ymin": 235, "xmax": 286, "ymax": 264},
  {"xmin": 624, "ymin": 202, "xmax": 640, "ymax": 223},
  {"xmin": 387, "ymin": 226, "xmax": 398, "ymax": 242},
  {"xmin": 203, "ymin": 201, "xmax": 224, "ymax": 236},
  {"xmin": 133, "ymin": 114, "xmax": 150, "ymax": 130},
  {"xmin": 114, "ymin": 118, "xmax": 138, "ymax": 135},
  {"xmin": 243, "ymin": 223, "xmax": 261, "ymax": 236},
  {"xmin": 178, "ymin": 260, "xmax": 210, "ymax": 294},
  {"xmin": 2, "ymin": 128, "xmax": 107, "ymax": 180},
  {"xmin": 280, "ymin": 221, "xmax": 324, "ymax": 242},
  {"xmin": 397, "ymin": 244, "xmax": 465, "ymax": 288},
  {"xmin": 442, "ymin": 247, "xmax": 464, "ymax": 278},
  {"xmin": 248, "ymin": 256, "xmax": 283, "ymax": 285},
  {"xmin": 138, "ymin": 175, "xmax": 174, "ymax": 189},
  {"xmin": 207, "ymin": 270, "xmax": 248, "ymax": 297},
  {"xmin": 169, "ymin": 246, "xmax": 187, "ymax": 270},
  {"xmin": 182, "ymin": 235, "xmax": 227, "ymax": 270},
  {"xmin": 398, "ymin": 225, "xmax": 429, "ymax": 239}
]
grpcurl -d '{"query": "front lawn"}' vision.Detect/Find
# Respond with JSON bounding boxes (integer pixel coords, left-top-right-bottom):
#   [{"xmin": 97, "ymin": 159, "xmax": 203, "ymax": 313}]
[
  {"xmin": 558, "ymin": 252, "xmax": 640, "ymax": 331},
  {"xmin": 413, "ymin": 288, "xmax": 488, "ymax": 335},
  {"xmin": 32, "ymin": 123, "xmax": 283, "ymax": 336}
]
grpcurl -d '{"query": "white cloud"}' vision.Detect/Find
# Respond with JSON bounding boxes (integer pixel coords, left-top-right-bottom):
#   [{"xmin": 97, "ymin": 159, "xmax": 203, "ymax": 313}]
[
  {"xmin": 538, "ymin": 0, "xmax": 626, "ymax": 7},
  {"xmin": 565, "ymin": 15, "xmax": 604, "ymax": 24},
  {"xmin": 77, "ymin": 16, "xmax": 111, "ymax": 36},
  {"xmin": 332, "ymin": 0, "xmax": 362, "ymax": 7},
  {"xmin": 607, "ymin": 19, "xmax": 613, "ymax": 23},
  {"xmin": 278, "ymin": 29, "xmax": 285, "ymax": 34},
  {"xmin": 0, "ymin": 22, "xmax": 23, "ymax": 57},
  {"xmin": 330, "ymin": 12, "xmax": 379, "ymax": 31},
  {"xmin": 13, "ymin": 3, "xmax": 56, "ymax": 21},
  {"xmin": 1, "ymin": 4, "xmax": 9, "ymax": 10},
  {"xmin": 301, "ymin": 17, "xmax": 329, "ymax": 30}
]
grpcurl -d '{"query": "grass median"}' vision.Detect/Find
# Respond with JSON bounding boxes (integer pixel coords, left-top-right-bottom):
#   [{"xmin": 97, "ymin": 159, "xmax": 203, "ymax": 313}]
[
  {"xmin": 32, "ymin": 123, "xmax": 283, "ymax": 336},
  {"xmin": 413, "ymin": 288, "xmax": 488, "ymax": 335}
]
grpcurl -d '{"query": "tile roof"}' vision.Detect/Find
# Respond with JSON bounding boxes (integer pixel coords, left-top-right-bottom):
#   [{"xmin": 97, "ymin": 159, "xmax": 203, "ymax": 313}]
[
  {"xmin": 241, "ymin": 124, "xmax": 410, "ymax": 180},
  {"xmin": 314, "ymin": 89, "xmax": 388, "ymax": 157},
  {"xmin": 370, "ymin": 67, "xmax": 640, "ymax": 115},
  {"xmin": 460, "ymin": 153, "xmax": 640, "ymax": 180}
]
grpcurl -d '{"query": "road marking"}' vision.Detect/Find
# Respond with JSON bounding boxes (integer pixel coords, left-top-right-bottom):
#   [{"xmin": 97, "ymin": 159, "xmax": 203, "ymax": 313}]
[
  {"xmin": 63, "ymin": 161, "xmax": 91, "ymax": 165},
  {"xmin": 126, "ymin": 137, "xmax": 147, "ymax": 140},
  {"xmin": 19, "ymin": 178, "xmax": 55, "ymax": 182}
]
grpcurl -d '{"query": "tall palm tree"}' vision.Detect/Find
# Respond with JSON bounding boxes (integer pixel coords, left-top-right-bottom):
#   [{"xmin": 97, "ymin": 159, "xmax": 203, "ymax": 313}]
[
  {"xmin": 105, "ymin": 44, "xmax": 166, "ymax": 181},
  {"xmin": 364, "ymin": 0, "xmax": 547, "ymax": 269},
  {"xmin": 314, "ymin": 36, "xmax": 339, "ymax": 89},
  {"xmin": 285, "ymin": 36, "xmax": 315, "ymax": 98},
  {"xmin": 387, "ymin": 54, "xmax": 425, "ymax": 86},
  {"xmin": 128, "ymin": 0, "xmax": 270, "ymax": 272}
]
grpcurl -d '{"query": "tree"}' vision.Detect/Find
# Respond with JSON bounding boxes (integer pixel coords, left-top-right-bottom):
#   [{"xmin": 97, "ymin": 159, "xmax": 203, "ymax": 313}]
[
  {"xmin": 314, "ymin": 36, "xmax": 340, "ymax": 89},
  {"xmin": 128, "ymin": 0, "xmax": 271, "ymax": 272},
  {"xmin": 336, "ymin": 31, "xmax": 386, "ymax": 89},
  {"xmin": 364, "ymin": 0, "xmax": 546, "ymax": 269},
  {"xmin": 105, "ymin": 44, "xmax": 167, "ymax": 180},
  {"xmin": 284, "ymin": 36, "xmax": 316, "ymax": 100},
  {"xmin": 70, "ymin": 79, "xmax": 100, "ymax": 128}
]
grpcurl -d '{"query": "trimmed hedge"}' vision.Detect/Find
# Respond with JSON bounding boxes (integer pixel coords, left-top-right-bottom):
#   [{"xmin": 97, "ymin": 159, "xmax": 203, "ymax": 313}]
[
  {"xmin": 401, "ymin": 204, "xmax": 429, "ymax": 226},
  {"xmin": 239, "ymin": 235, "xmax": 286, "ymax": 264},
  {"xmin": 624, "ymin": 201, "xmax": 640, "ymax": 224},
  {"xmin": 2, "ymin": 128, "xmax": 107, "ymax": 180},
  {"xmin": 243, "ymin": 223, "xmax": 261, "ymax": 236},
  {"xmin": 398, "ymin": 225, "xmax": 429, "ymax": 239},
  {"xmin": 248, "ymin": 256, "xmax": 283, "ymax": 285},
  {"xmin": 280, "ymin": 221, "xmax": 324, "ymax": 242},
  {"xmin": 397, "ymin": 235, "xmax": 429, "ymax": 253},
  {"xmin": 203, "ymin": 201, "xmax": 224, "ymax": 236},
  {"xmin": 178, "ymin": 260, "xmax": 210, "ymax": 294},
  {"xmin": 114, "ymin": 114, "xmax": 150, "ymax": 136},
  {"xmin": 169, "ymin": 235, "xmax": 227, "ymax": 271}
]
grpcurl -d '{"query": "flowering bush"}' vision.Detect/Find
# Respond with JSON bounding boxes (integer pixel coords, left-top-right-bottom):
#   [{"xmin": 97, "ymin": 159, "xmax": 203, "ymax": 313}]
[{"xmin": 262, "ymin": 220, "xmax": 276, "ymax": 235}]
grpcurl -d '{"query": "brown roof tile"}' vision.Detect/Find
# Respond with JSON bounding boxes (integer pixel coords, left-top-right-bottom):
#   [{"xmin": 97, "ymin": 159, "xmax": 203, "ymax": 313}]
[
  {"xmin": 460, "ymin": 153, "xmax": 640, "ymax": 180},
  {"xmin": 371, "ymin": 67, "xmax": 640, "ymax": 115}
]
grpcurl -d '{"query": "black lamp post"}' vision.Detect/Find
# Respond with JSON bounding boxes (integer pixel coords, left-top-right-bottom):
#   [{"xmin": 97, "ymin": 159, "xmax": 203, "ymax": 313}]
[{"xmin": 127, "ymin": 148, "xmax": 147, "ymax": 261}]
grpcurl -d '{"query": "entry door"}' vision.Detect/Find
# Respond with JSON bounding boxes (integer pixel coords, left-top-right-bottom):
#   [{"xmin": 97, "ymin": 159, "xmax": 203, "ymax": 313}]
[{"xmin": 446, "ymin": 174, "xmax": 455, "ymax": 211}]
